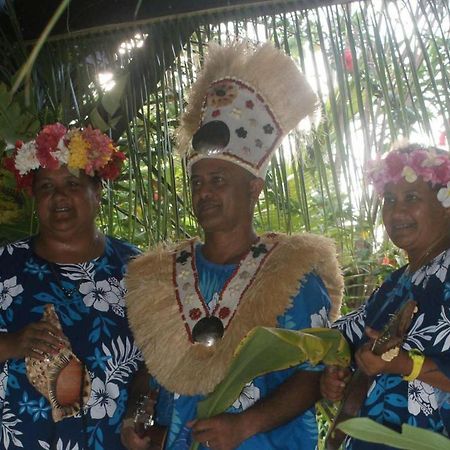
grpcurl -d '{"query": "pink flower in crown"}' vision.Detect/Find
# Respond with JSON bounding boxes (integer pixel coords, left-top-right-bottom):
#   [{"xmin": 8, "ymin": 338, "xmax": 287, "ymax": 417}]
[
  {"xmin": 365, "ymin": 157, "xmax": 386, "ymax": 193},
  {"xmin": 385, "ymin": 151, "xmax": 407, "ymax": 183},
  {"xmin": 418, "ymin": 152, "xmax": 450, "ymax": 185},
  {"xmin": 82, "ymin": 126, "xmax": 114, "ymax": 175},
  {"xmin": 406, "ymin": 150, "xmax": 430, "ymax": 182},
  {"xmin": 35, "ymin": 123, "xmax": 67, "ymax": 170},
  {"xmin": 433, "ymin": 159, "xmax": 450, "ymax": 186},
  {"xmin": 367, "ymin": 146, "xmax": 450, "ymax": 197}
]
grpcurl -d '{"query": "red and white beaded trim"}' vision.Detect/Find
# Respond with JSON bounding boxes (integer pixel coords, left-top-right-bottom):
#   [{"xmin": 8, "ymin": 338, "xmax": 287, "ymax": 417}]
[{"xmin": 173, "ymin": 239, "xmax": 277, "ymax": 342}]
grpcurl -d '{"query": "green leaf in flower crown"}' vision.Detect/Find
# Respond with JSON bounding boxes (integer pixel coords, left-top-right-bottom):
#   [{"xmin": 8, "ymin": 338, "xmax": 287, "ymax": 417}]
[
  {"xmin": 338, "ymin": 418, "xmax": 450, "ymax": 450},
  {"xmin": 190, "ymin": 327, "xmax": 350, "ymax": 450}
]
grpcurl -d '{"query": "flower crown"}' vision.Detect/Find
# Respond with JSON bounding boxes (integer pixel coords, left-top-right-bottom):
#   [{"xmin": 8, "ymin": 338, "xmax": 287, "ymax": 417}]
[
  {"xmin": 366, "ymin": 144, "xmax": 450, "ymax": 207},
  {"xmin": 3, "ymin": 123, "xmax": 126, "ymax": 193}
]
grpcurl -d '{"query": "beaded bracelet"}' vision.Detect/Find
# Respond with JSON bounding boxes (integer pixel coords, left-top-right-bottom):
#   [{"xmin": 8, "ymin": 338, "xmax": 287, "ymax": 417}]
[{"xmin": 403, "ymin": 349, "xmax": 425, "ymax": 382}]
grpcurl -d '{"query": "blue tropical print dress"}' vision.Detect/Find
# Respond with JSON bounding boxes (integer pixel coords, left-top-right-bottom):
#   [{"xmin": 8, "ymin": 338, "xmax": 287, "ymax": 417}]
[
  {"xmin": 158, "ymin": 243, "xmax": 332, "ymax": 450},
  {"xmin": 0, "ymin": 236, "xmax": 143, "ymax": 450},
  {"xmin": 333, "ymin": 249, "xmax": 450, "ymax": 450}
]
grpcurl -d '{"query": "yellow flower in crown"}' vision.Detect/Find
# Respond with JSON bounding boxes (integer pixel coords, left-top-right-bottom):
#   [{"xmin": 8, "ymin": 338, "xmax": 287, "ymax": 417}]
[
  {"xmin": 67, "ymin": 131, "xmax": 89, "ymax": 170},
  {"xmin": 3, "ymin": 122, "xmax": 126, "ymax": 194}
]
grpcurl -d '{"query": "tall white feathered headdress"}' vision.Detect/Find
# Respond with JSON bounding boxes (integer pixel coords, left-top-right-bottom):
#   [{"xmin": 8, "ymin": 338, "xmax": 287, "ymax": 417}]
[{"xmin": 177, "ymin": 41, "xmax": 318, "ymax": 178}]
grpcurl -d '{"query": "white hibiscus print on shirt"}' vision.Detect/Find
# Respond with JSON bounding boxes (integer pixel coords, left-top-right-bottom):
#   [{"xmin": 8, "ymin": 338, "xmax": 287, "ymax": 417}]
[
  {"xmin": 87, "ymin": 377, "xmax": 120, "ymax": 419},
  {"xmin": 232, "ymin": 382, "xmax": 260, "ymax": 411},
  {"xmin": 408, "ymin": 379, "xmax": 437, "ymax": 416},
  {"xmin": 0, "ymin": 363, "xmax": 8, "ymax": 405},
  {"xmin": 333, "ymin": 304, "xmax": 366, "ymax": 342},
  {"xmin": 412, "ymin": 250, "xmax": 450, "ymax": 286},
  {"xmin": 80, "ymin": 279, "xmax": 122, "ymax": 312},
  {"xmin": 39, "ymin": 438, "xmax": 79, "ymax": 450},
  {"xmin": 310, "ymin": 306, "xmax": 330, "ymax": 327},
  {"xmin": 1, "ymin": 405, "xmax": 23, "ymax": 449},
  {"xmin": 0, "ymin": 240, "xmax": 29, "ymax": 257},
  {"xmin": 0, "ymin": 276, "xmax": 24, "ymax": 310}
]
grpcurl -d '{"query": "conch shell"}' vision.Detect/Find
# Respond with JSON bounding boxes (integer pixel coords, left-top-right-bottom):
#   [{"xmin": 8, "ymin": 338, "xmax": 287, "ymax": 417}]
[{"xmin": 25, "ymin": 304, "xmax": 92, "ymax": 422}]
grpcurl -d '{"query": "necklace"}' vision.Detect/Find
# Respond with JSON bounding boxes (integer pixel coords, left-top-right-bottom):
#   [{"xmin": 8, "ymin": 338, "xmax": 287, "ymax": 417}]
[
  {"xmin": 49, "ymin": 263, "xmax": 79, "ymax": 299},
  {"xmin": 174, "ymin": 237, "xmax": 277, "ymax": 346}
]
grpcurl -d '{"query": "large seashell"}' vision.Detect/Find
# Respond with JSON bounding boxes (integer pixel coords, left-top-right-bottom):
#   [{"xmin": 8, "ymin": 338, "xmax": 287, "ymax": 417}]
[{"xmin": 25, "ymin": 304, "xmax": 92, "ymax": 422}]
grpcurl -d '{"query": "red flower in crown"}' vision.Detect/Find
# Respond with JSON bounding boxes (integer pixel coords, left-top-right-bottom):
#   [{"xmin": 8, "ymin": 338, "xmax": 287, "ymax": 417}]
[
  {"xmin": 97, "ymin": 151, "xmax": 126, "ymax": 180},
  {"xmin": 35, "ymin": 123, "xmax": 67, "ymax": 170}
]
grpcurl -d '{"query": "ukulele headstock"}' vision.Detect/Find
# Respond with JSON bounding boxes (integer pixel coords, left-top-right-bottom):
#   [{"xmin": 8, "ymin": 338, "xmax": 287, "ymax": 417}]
[{"xmin": 371, "ymin": 299, "xmax": 417, "ymax": 357}]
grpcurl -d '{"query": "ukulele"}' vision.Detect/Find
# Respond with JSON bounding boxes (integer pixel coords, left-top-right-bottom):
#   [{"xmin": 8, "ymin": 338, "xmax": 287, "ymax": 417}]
[
  {"xmin": 325, "ymin": 299, "xmax": 417, "ymax": 450},
  {"xmin": 132, "ymin": 392, "xmax": 167, "ymax": 450}
]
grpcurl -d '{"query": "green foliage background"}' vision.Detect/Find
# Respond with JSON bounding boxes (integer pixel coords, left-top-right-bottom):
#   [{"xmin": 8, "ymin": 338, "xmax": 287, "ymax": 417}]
[
  {"xmin": 0, "ymin": 0, "xmax": 448, "ymax": 307},
  {"xmin": 0, "ymin": 1, "xmax": 449, "ymax": 447}
]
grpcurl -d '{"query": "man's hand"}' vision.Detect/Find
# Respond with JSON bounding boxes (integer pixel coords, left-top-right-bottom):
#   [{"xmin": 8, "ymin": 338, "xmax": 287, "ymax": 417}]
[
  {"xmin": 320, "ymin": 365, "xmax": 351, "ymax": 402},
  {"xmin": 189, "ymin": 413, "xmax": 248, "ymax": 450},
  {"xmin": 120, "ymin": 420, "xmax": 152, "ymax": 450}
]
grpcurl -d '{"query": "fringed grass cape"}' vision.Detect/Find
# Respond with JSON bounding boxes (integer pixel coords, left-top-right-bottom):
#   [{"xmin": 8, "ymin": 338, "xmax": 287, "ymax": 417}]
[{"xmin": 126, "ymin": 233, "xmax": 343, "ymax": 396}]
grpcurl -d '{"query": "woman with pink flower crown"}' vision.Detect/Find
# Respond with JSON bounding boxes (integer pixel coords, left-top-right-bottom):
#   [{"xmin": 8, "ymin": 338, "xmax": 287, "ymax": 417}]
[
  {"xmin": 321, "ymin": 141, "xmax": 450, "ymax": 449},
  {"xmin": 0, "ymin": 123, "xmax": 143, "ymax": 449}
]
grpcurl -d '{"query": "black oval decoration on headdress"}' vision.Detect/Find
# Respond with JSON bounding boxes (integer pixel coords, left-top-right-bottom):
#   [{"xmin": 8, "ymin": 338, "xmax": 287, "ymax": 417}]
[{"xmin": 192, "ymin": 120, "xmax": 230, "ymax": 154}]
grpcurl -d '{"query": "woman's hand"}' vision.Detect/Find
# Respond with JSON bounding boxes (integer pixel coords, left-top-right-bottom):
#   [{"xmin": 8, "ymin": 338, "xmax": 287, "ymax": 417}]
[
  {"xmin": 355, "ymin": 327, "xmax": 411, "ymax": 377},
  {"xmin": 3, "ymin": 318, "xmax": 64, "ymax": 361},
  {"xmin": 320, "ymin": 365, "xmax": 351, "ymax": 402}
]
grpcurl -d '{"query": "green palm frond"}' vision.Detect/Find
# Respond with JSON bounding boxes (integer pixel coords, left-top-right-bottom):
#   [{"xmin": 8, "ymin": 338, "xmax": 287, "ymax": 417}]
[{"xmin": 1, "ymin": 0, "xmax": 449, "ymax": 307}]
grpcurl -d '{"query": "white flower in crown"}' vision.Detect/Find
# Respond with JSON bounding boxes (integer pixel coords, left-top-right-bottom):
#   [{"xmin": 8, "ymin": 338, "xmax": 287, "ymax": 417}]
[
  {"xmin": 422, "ymin": 152, "xmax": 444, "ymax": 167},
  {"xmin": 53, "ymin": 136, "xmax": 70, "ymax": 165},
  {"xmin": 437, "ymin": 182, "xmax": 450, "ymax": 208},
  {"xmin": 401, "ymin": 165, "xmax": 417, "ymax": 183},
  {"xmin": 14, "ymin": 140, "xmax": 40, "ymax": 175}
]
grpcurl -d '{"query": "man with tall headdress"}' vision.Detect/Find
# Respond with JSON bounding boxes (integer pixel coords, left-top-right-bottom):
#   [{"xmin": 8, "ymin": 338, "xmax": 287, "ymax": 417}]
[{"xmin": 123, "ymin": 41, "xmax": 343, "ymax": 450}]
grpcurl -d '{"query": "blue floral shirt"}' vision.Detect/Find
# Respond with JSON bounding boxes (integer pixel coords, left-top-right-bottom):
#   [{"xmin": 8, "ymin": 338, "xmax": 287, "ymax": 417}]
[
  {"xmin": 0, "ymin": 236, "xmax": 143, "ymax": 450},
  {"xmin": 159, "ymin": 243, "xmax": 332, "ymax": 450},
  {"xmin": 333, "ymin": 249, "xmax": 450, "ymax": 450}
]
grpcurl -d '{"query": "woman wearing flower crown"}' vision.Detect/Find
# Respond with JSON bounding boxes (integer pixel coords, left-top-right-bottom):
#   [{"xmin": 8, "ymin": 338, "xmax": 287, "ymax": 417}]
[
  {"xmin": 0, "ymin": 123, "xmax": 143, "ymax": 449},
  {"xmin": 321, "ymin": 142, "xmax": 450, "ymax": 449}
]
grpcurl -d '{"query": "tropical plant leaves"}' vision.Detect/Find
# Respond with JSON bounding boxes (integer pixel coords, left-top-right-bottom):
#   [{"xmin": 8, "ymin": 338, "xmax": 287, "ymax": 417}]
[
  {"xmin": 191, "ymin": 327, "xmax": 350, "ymax": 450},
  {"xmin": 338, "ymin": 417, "xmax": 450, "ymax": 450},
  {"xmin": 0, "ymin": 83, "xmax": 40, "ymax": 151}
]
